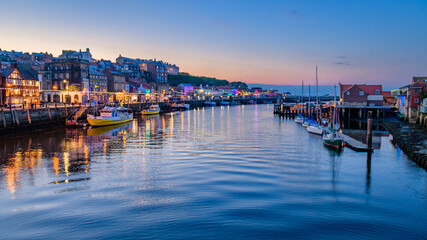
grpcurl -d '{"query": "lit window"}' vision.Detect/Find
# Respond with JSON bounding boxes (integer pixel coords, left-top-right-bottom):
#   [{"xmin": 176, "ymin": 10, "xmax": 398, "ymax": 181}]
[
  {"xmin": 360, "ymin": 91, "xmax": 364, "ymax": 96},
  {"xmin": 346, "ymin": 92, "xmax": 349, "ymax": 95}
]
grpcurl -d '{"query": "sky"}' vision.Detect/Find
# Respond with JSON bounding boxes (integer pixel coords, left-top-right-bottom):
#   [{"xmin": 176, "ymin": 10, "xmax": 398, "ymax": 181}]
[{"xmin": 1, "ymin": 0, "xmax": 427, "ymax": 88}]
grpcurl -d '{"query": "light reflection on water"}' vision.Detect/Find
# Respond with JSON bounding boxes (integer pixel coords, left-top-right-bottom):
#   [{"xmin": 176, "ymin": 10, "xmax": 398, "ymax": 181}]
[{"xmin": 0, "ymin": 104, "xmax": 426, "ymax": 239}]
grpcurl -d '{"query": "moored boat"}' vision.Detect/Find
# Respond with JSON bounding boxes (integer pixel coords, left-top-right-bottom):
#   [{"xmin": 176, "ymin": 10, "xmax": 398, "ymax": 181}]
[
  {"xmin": 87, "ymin": 106, "xmax": 133, "ymax": 127},
  {"xmin": 220, "ymin": 101, "xmax": 230, "ymax": 106},
  {"xmin": 180, "ymin": 103, "xmax": 190, "ymax": 110},
  {"xmin": 141, "ymin": 104, "xmax": 160, "ymax": 115},
  {"xmin": 307, "ymin": 121, "xmax": 323, "ymax": 135},
  {"xmin": 294, "ymin": 115, "xmax": 304, "ymax": 124},
  {"xmin": 205, "ymin": 101, "xmax": 216, "ymax": 107},
  {"xmin": 323, "ymin": 129, "xmax": 344, "ymax": 149}
]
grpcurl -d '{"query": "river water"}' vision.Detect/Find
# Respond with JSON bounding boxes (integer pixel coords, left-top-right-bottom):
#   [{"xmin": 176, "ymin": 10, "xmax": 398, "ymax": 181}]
[{"xmin": 0, "ymin": 104, "xmax": 426, "ymax": 239}]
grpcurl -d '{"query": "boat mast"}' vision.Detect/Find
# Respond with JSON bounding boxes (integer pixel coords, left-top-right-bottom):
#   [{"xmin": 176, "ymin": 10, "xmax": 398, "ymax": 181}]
[
  {"xmin": 308, "ymin": 85, "xmax": 311, "ymax": 119},
  {"xmin": 316, "ymin": 65, "xmax": 319, "ymax": 122}
]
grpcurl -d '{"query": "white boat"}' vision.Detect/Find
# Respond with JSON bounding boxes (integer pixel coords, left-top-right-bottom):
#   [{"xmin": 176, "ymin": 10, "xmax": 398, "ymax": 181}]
[
  {"xmin": 307, "ymin": 121, "xmax": 323, "ymax": 135},
  {"xmin": 295, "ymin": 115, "xmax": 304, "ymax": 124},
  {"xmin": 87, "ymin": 106, "xmax": 133, "ymax": 127},
  {"xmin": 302, "ymin": 119, "xmax": 310, "ymax": 128}
]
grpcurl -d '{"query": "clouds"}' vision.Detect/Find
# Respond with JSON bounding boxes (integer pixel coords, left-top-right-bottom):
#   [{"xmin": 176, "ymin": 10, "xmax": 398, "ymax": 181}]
[{"xmin": 334, "ymin": 56, "xmax": 350, "ymax": 66}]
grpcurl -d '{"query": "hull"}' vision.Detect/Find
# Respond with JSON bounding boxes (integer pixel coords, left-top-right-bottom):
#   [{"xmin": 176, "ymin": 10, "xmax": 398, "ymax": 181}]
[
  {"xmin": 87, "ymin": 116, "xmax": 133, "ymax": 127},
  {"xmin": 141, "ymin": 110, "xmax": 160, "ymax": 115},
  {"xmin": 323, "ymin": 139, "xmax": 344, "ymax": 149}
]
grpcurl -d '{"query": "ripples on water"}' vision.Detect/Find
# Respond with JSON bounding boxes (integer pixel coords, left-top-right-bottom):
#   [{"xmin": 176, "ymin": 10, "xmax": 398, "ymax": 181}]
[{"xmin": 0, "ymin": 105, "xmax": 426, "ymax": 239}]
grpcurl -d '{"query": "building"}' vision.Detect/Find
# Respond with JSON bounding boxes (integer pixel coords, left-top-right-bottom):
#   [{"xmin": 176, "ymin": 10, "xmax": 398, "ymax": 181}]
[
  {"xmin": 0, "ymin": 64, "xmax": 39, "ymax": 106},
  {"xmin": 105, "ymin": 70, "xmax": 126, "ymax": 92},
  {"xmin": 47, "ymin": 58, "xmax": 90, "ymax": 91},
  {"xmin": 340, "ymin": 84, "xmax": 384, "ymax": 106},
  {"xmin": 164, "ymin": 63, "xmax": 179, "ymax": 75},
  {"xmin": 58, "ymin": 48, "xmax": 94, "ymax": 62},
  {"xmin": 147, "ymin": 61, "xmax": 167, "ymax": 83},
  {"xmin": 89, "ymin": 70, "xmax": 108, "ymax": 92}
]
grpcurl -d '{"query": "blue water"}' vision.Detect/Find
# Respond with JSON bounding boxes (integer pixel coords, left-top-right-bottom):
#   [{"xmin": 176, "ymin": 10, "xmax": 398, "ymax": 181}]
[{"xmin": 0, "ymin": 105, "xmax": 426, "ymax": 239}]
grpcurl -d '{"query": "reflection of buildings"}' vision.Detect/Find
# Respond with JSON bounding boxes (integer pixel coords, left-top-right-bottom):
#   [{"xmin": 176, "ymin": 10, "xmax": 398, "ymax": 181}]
[{"xmin": 0, "ymin": 114, "xmax": 173, "ymax": 194}]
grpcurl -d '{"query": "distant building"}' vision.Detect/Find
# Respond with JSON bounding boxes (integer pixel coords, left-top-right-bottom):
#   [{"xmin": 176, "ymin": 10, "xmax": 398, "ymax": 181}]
[
  {"xmin": 340, "ymin": 84, "xmax": 384, "ymax": 106},
  {"xmin": 179, "ymin": 83, "xmax": 193, "ymax": 94},
  {"xmin": 58, "ymin": 48, "xmax": 94, "ymax": 62},
  {"xmin": 147, "ymin": 61, "xmax": 167, "ymax": 83},
  {"xmin": 164, "ymin": 63, "xmax": 179, "ymax": 75},
  {"xmin": 0, "ymin": 64, "xmax": 39, "ymax": 106}
]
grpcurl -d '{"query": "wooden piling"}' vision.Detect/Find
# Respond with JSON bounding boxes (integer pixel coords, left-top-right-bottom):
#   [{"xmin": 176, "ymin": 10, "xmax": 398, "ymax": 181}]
[
  {"xmin": 27, "ymin": 109, "xmax": 31, "ymax": 125},
  {"xmin": 1, "ymin": 110, "xmax": 5, "ymax": 128},
  {"xmin": 367, "ymin": 111, "xmax": 373, "ymax": 149}
]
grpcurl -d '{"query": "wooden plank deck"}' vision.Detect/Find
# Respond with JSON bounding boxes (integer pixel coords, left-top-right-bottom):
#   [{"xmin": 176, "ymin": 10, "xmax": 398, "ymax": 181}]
[{"xmin": 342, "ymin": 133, "xmax": 373, "ymax": 152}]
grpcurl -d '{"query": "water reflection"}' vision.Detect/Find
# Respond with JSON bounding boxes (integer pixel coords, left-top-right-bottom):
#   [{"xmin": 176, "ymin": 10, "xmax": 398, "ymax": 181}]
[
  {"xmin": 0, "ymin": 114, "xmax": 175, "ymax": 194},
  {"xmin": 1, "ymin": 105, "xmax": 427, "ymax": 239}
]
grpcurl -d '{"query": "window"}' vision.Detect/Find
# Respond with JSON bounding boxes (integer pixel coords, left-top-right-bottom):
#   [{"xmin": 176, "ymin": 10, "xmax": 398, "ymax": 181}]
[
  {"xmin": 375, "ymin": 89, "xmax": 380, "ymax": 95},
  {"xmin": 414, "ymin": 98, "xmax": 419, "ymax": 103},
  {"xmin": 360, "ymin": 91, "xmax": 364, "ymax": 96}
]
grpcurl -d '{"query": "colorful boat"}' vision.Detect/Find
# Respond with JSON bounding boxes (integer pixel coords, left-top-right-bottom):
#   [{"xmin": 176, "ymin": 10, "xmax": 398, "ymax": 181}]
[
  {"xmin": 87, "ymin": 106, "xmax": 133, "ymax": 127},
  {"xmin": 141, "ymin": 104, "xmax": 160, "ymax": 115}
]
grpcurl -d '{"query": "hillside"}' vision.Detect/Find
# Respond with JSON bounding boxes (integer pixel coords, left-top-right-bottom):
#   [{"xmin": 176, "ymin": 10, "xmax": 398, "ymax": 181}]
[{"xmin": 168, "ymin": 74, "xmax": 229, "ymax": 87}]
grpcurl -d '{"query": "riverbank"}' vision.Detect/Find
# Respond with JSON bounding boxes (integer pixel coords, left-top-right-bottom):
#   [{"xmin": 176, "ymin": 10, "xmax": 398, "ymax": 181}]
[{"xmin": 384, "ymin": 120, "xmax": 427, "ymax": 170}]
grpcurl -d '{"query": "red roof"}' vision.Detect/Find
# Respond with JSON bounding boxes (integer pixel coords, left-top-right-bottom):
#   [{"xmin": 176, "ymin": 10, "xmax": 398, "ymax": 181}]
[
  {"xmin": 341, "ymin": 84, "xmax": 382, "ymax": 95},
  {"xmin": 382, "ymin": 91, "xmax": 392, "ymax": 98}
]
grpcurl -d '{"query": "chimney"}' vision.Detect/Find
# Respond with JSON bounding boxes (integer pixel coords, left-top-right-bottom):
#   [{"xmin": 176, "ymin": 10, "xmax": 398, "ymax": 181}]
[
  {"xmin": 11, "ymin": 62, "xmax": 17, "ymax": 69},
  {"xmin": 86, "ymin": 48, "xmax": 90, "ymax": 52}
]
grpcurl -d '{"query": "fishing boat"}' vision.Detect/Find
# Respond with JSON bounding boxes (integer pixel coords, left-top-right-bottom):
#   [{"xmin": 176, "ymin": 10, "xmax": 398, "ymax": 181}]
[
  {"xmin": 323, "ymin": 85, "xmax": 344, "ymax": 150},
  {"xmin": 141, "ymin": 104, "xmax": 160, "ymax": 115},
  {"xmin": 87, "ymin": 106, "xmax": 133, "ymax": 127},
  {"xmin": 248, "ymin": 100, "xmax": 257, "ymax": 104},
  {"xmin": 230, "ymin": 101, "xmax": 240, "ymax": 105},
  {"xmin": 220, "ymin": 101, "xmax": 230, "ymax": 106}
]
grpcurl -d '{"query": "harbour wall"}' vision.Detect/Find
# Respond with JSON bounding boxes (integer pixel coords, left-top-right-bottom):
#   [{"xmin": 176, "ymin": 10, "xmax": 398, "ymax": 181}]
[
  {"xmin": 383, "ymin": 120, "xmax": 427, "ymax": 170},
  {"xmin": 0, "ymin": 106, "xmax": 79, "ymax": 135}
]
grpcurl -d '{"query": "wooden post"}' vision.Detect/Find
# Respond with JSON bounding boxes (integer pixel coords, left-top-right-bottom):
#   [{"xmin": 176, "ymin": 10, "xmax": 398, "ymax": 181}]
[
  {"xmin": 1, "ymin": 110, "xmax": 5, "ymax": 128},
  {"xmin": 27, "ymin": 109, "xmax": 31, "ymax": 125},
  {"xmin": 367, "ymin": 111, "xmax": 373, "ymax": 149},
  {"xmin": 48, "ymin": 107, "xmax": 52, "ymax": 121}
]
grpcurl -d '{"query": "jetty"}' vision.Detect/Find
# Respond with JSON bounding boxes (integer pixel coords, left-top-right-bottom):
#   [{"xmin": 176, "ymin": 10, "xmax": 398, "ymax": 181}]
[{"xmin": 341, "ymin": 133, "xmax": 373, "ymax": 152}]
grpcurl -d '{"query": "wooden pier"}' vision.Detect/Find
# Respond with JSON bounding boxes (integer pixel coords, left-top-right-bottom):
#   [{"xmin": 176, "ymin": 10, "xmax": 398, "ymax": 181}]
[{"xmin": 342, "ymin": 134, "xmax": 373, "ymax": 152}]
